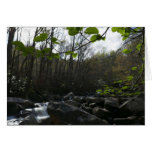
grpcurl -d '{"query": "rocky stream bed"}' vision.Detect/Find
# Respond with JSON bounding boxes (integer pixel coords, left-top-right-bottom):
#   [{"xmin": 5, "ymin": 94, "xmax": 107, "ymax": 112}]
[{"xmin": 7, "ymin": 92, "xmax": 145, "ymax": 125}]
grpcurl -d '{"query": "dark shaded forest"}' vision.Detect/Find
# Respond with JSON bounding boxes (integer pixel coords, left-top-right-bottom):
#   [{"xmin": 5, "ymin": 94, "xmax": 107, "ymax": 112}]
[{"xmin": 7, "ymin": 27, "xmax": 145, "ymax": 125}]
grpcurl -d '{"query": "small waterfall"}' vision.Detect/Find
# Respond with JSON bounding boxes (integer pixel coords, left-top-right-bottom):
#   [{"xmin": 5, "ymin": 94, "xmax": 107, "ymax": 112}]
[
  {"xmin": 7, "ymin": 116, "xmax": 24, "ymax": 126},
  {"xmin": 7, "ymin": 102, "xmax": 50, "ymax": 125},
  {"xmin": 33, "ymin": 102, "xmax": 50, "ymax": 122}
]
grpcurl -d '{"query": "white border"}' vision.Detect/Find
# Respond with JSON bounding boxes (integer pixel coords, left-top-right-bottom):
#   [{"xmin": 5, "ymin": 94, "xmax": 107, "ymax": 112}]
[{"xmin": 0, "ymin": 0, "xmax": 152, "ymax": 152}]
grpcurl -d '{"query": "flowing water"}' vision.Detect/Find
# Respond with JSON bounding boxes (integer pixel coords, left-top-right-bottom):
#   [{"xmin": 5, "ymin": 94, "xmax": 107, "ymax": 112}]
[{"xmin": 7, "ymin": 102, "xmax": 50, "ymax": 125}]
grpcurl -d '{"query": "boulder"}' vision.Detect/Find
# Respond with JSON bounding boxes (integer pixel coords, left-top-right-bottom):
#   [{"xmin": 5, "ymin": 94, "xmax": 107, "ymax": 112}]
[
  {"xmin": 92, "ymin": 107, "xmax": 112, "ymax": 119},
  {"xmin": 104, "ymin": 97, "xmax": 119, "ymax": 111},
  {"xmin": 86, "ymin": 97, "xmax": 105, "ymax": 107},
  {"xmin": 113, "ymin": 116, "xmax": 145, "ymax": 125},
  {"xmin": 7, "ymin": 97, "xmax": 35, "ymax": 116},
  {"xmin": 39, "ymin": 118, "xmax": 54, "ymax": 125},
  {"xmin": 47, "ymin": 102, "xmax": 109, "ymax": 125},
  {"xmin": 65, "ymin": 100, "xmax": 81, "ymax": 108},
  {"xmin": 19, "ymin": 109, "xmax": 33, "ymax": 117},
  {"xmin": 89, "ymin": 103, "xmax": 97, "ymax": 108},
  {"xmin": 51, "ymin": 94, "xmax": 62, "ymax": 101},
  {"xmin": 63, "ymin": 92, "xmax": 74, "ymax": 101},
  {"xmin": 73, "ymin": 96, "xmax": 86, "ymax": 103},
  {"xmin": 81, "ymin": 106, "xmax": 92, "ymax": 114},
  {"xmin": 19, "ymin": 115, "xmax": 39, "ymax": 125},
  {"xmin": 81, "ymin": 102, "xmax": 92, "ymax": 113},
  {"xmin": 119, "ymin": 96, "xmax": 144, "ymax": 116},
  {"xmin": 7, "ymin": 102, "xmax": 23, "ymax": 116}
]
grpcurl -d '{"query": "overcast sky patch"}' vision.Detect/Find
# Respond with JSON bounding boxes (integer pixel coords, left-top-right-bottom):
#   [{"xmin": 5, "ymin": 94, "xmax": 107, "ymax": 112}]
[{"xmin": 17, "ymin": 27, "xmax": 123, "ymax": 53}]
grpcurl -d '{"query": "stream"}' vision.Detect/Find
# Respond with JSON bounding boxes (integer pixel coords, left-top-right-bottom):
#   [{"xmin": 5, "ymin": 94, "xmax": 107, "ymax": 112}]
[{"xmin": 7, "ymin": 102, "xmax": 50, "ymax": 125}]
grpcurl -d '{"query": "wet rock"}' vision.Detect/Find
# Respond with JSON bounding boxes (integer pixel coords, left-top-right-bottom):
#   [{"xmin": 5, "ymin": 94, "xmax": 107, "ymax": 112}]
[
  {"xmin": 89, "ymin": 103, "xmax": 97, "ymax": 108},
  {"xmin": 81, "ymin": 102, "xmax": 88, "ymax": 107},
  {"xmin": 19, "ymin": 109, "xmax": 33, "ymax": 117},
  {"xmin": 7, "ymin": 97, "xmax": 35, "ymax": 116},
  {"xmin": 113, "ymin": 116, "xmax": 145, "ymax": 125},
  {"xmin": 73, "ymin": 96, "xmax": 86, "ymax": 103},
  {"xmin": 119, "ymin": 96, "xmax": 144, "ymax": 116},
  {"xmin": 65, "ymin": 100, "xmax": 81, "ymax": 107},
  {"xmin": 81, "ymin": 106, "xmax": 92, "ymax": 114},
  {"xmin": 104, "ymin": 97, "xmax": 119, "ymax": 111},
  {"xmin": 47, "ymin": 102, "xmax": 109, "ymax": 125},
  {"xmin": 63, "ymin": 92, "xmax": 74, "ymax": 101},
  {"xmin": 19, "ymin": 115, "xmax": 39, "ymax": 125},
  {"xmin": 81, "ymin": 103, "xmax": 92, "ymax": 113},
  {"xmin": 7, "ymin": 102, "xmax": 23, "ymax": 116},
  {"xmin": 39, "ymin": 117, "xmax": 53, "ymax": 125},
  {"xmin": 92, "ymin": 107, "xmax": 112, "ymax": 119},
  {"xmin": 51, "ymin": 94, "xmax": 62, "ymax": 101},
  {"xmin": 86, "ymin": 97, "xmax": 105, "ymax": 107}
]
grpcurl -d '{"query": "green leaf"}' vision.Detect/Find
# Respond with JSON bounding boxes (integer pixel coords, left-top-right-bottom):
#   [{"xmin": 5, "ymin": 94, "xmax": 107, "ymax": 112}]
[
  {"xmin": 51, "ymin": 37, "xmax": 57, "ymax": 42},
  {"xmin": 90, "ymin": 35, "xmax": 98, "ymax": 42},
  {"xmin": 72, "ymin": 53, "xmax": 78, "ymax": 58},
  {"xmin": 96, "ymin": 34, "xmax": 106, "ymax": 41},
  {"xmin": 136, "ymin": 43, "xmax": 142, "ymax": 51},
  {"xmin": 122, "ymin": 36, "xmax": 128, "ymax": 41},
  {"xmin": 34, "ymin": 33, "xmax": 48, "ymax": 42},
  {"xmin": 66, "ymin": 27, "xmax": 80, "ymax": 36},
  {"xmin": 127, "ymin": 75, "xmax": 134, "ymax": 81},
  {"xmin": 65, "ymin": 51, "xmax": 77, "ymax": 58},
  {"xmin": 69, "ymin": 29, "xmax": 79, "ymax": 36},
  {"xmin": 100, "ymin": 36, "xmax": 106, "ymax": 41},
  {"xmin": 42, "ymin": 48, "xmax": 50, "ymax": 53},
  {"xmin": 111, "ymin": 89, "xmax": 115, "ymax": 93},
  {"xmin": 54, "ymin": 41, "xmax": 60, "ymax": 44},
  {"xmin": 85, "ymin": 27, "xmax": 99, "ymax": 34},
  {"xmin": 114, "ymin": 80, "xmax": 123, "ymax": 84},
  {"xmin": 131, "ymin": 66, "xmax": 137, "ymax": 71},
  {"xmin": 134, "ymin": 91, "xmax": 141, "ymax": 95},
  {"xmin": 125, "ymin": 27, "xmax": 131, "ymax": 33},
  {"xmin": 76, "ymin": 27, "xmax": 83, "ymax": 31},
  {"xmin": 12, "ymin": 41, "xmax": 25, "ymax": 51},
  {"xmin": 52, "ymin": 53, "xmax": 60, "ymax": 59},
  {"xmin": 112, "ymin": 27, "xmax": 131, "ymax": 41},
  {"xmin": 117, "ymin": 28, "xmax": 125, "ymax": 35},
  {"xmin": 134, "ymin": 27, "xmax": 142, "ymax": 32},
  {"xmin": 111, "ymin": 27, "xmax": 119, "ymax": 32},
  {"xmin": 47, "ymin": 56, "xmax": 53, "ymax": 60},
  {"xmin": 51, "ymin": 37, "xmax": 60, "ymax": 44},
  {"xmin": 22, "ymin": 52, "xmax": 28, "ymax": 56},
  {"xmin": 139, "ymin": 64, "xmax": 144, "ymax": 73},
  {"xmin": 112, "ymin": 27, "xmax": 125, "ymax": 34},
  {"xmin": 65, "ymin": 51, "xmax": 74, "ymax": 55},
  {"xmin": 36, "ymin": 50, "xmax": 43, "ymax": 58},
  {"xmin": 122, "ymin": 86, "xmax": 129, "ymax": 90},
  {"xmin": 134, "ymin": 84, "xmax": 139, "ymax": 87},
  {"xmin": 117, "ymin": 90, "xmax": 122, "ymax": 93},
  {"xmin": 90, "ymin": 34, "xmax": 105, "ymax": 42},
  {"xmin": 122, "ymin": 49, "xmax": 132, "ymax": 54},
  {"xmin": 25, "ymin": 47, "xmax": 34, "ymax": 54},
  {"xmin": 96, "ymin": 89, "xmax": 102, "ymax": 93},
  {"xmin": 47, "ymin": 53, "xmax": 60, "ymax": 60}
]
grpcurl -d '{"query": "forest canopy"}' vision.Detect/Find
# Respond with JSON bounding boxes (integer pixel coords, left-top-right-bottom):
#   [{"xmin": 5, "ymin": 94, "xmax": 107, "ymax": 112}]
[{"xmin": 7, "ymin": 27, "xmax": 144, "ymax": 100}]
